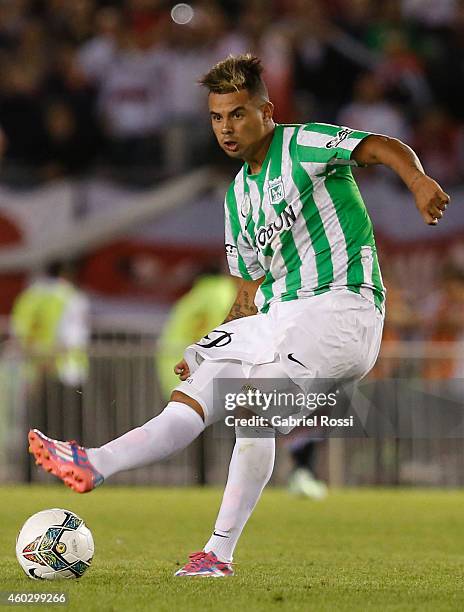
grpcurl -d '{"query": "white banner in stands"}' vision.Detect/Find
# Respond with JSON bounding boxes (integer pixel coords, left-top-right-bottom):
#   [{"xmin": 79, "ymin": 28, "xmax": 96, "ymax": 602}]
[{"xmin": 0, "ymin": 181, "xmax": 74, "ymax": 246}]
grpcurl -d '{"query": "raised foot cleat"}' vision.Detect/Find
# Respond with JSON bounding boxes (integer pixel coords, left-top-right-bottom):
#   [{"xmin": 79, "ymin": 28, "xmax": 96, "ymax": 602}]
[
  {"xmin": 174, "ymin": 552, "xmax": 234, "ymax": 577},
  {"xmin": 28, "ymin": 429, "xmax": 104, "ymax": 494}
]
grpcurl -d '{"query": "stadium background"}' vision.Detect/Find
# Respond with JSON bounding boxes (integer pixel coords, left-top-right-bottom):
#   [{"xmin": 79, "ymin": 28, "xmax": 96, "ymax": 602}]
[{"xmin": 0, "ymin": 0, "xmax": 463, "ymax": 488}]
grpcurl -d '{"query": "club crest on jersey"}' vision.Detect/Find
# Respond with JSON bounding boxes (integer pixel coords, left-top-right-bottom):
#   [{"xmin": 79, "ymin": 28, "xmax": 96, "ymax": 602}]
[
  {"xmin": 241, "ymin": 194, "xmax": 251, "ymax": 217},
  {"xmin": 326, "ymin": 128, "xmax": 354, "ymax": 149},
  {"xmin": 268, "ymin": 177, "xmax": 285, "ymax": 206}
]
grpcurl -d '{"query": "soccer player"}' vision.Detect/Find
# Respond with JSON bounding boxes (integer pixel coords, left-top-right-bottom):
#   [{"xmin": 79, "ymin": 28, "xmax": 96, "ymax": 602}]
[{"xmin": 28, "ymin": 54, "xmax": 450, "ymax": 577}]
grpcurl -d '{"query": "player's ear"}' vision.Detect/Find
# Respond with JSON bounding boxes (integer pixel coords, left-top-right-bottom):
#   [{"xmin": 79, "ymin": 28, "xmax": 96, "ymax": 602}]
[{"xmin": 262, "ymin": 101, "xmax": 274, "ymax": 124}]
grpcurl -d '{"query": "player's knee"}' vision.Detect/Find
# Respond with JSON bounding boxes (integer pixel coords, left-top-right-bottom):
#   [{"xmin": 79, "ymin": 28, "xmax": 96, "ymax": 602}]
[
  {"xmin": 234, "ymin": 405, "xmax": 274, "ymax": 438},
  {"xmin": 170, "ymin": 390, "xmax": 205, "ymax": 421}
]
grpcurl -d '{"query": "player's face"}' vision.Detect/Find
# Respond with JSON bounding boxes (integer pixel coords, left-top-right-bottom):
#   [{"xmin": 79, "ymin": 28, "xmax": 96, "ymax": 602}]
[{"xmin": 208, "ymin": 90, "xmax": 273, "ymax": 160}]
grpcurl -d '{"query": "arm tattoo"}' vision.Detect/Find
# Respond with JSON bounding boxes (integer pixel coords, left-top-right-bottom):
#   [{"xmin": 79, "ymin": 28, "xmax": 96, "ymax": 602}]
[{"xmin": 223, "ymin": 288, "xmax": 257, "ymax": 323}]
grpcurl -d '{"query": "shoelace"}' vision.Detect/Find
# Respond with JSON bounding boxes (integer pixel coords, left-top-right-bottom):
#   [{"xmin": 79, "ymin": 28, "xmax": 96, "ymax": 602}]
[
  {"xmin": 66, "ymin": 441, "xmax": 91, "ymax": 468},
  {"xmin": 184, "ymin": 552, "xmax": 232, "ymax": 572},
  {"xmin": 184, "ymin": 552, "xmax": 211, "ymax": 570}
]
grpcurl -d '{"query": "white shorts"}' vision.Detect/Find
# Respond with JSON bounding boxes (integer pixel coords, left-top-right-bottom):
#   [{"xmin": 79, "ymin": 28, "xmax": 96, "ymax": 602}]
[{"xmin": 176, "ymin": 290, "xmax": 384, "ymax": 429}]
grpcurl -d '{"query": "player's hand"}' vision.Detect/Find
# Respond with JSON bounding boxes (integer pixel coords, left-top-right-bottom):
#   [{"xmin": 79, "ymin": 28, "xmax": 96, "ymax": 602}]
[
  {"xmin": 174, "ymin": 359, "xmax": 190, "ymax": 381},
  {"xmin": 411, "ymin": 174, "xmax": 450, "ymax": 226}
]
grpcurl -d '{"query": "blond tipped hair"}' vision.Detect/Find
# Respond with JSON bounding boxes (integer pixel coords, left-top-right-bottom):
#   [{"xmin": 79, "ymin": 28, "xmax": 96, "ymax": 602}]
[{"xmin": 199, "ymin": 54, "xmax": 269, "ymax": 99}]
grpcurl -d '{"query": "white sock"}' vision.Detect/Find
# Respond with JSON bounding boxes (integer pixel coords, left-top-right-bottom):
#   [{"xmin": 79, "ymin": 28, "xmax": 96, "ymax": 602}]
[
  {"xmin": 204, "ymin": 428, "xmax": 275, "ymax": 563},
  {"xmin": 87, "ymin": 402, "xmax": 205, "ymax": 479}
]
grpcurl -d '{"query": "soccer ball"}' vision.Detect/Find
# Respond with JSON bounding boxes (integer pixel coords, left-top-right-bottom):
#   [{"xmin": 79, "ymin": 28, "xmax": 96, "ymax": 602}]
[{"xmin": 16, "ymin": 509, "xmax": 94, "ymax": 580}]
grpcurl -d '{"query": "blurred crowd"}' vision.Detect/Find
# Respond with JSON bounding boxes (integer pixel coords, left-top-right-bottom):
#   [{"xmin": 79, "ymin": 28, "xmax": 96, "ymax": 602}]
[
  {"xmin": 0, "ymin": 0, "xmax": 463, "ymax": 185},
  {"xmin": 371, "ymin": 259, "xmax": 464, "ymax": 380},
  {"xmin": 0, "ymin": 0, "xmax": 463, "ymax": 372}
]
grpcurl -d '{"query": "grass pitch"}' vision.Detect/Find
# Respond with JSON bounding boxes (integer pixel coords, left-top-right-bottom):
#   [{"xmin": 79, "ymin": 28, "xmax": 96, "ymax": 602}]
[{"xmin": 1, "ymin": 485, "xmax": 464, "ymax": 611}]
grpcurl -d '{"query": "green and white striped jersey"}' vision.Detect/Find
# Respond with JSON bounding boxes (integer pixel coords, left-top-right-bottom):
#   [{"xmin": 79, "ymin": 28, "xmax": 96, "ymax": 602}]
[{"xmin": 224, "ymin": 122, "xmax": 385, "ymax": 313}]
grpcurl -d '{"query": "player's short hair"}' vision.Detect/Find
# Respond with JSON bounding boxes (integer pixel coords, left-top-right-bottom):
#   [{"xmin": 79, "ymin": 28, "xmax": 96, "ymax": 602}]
[{"xmin": 199, "ymin": 54, "xmax": 269, "ymax": 100}]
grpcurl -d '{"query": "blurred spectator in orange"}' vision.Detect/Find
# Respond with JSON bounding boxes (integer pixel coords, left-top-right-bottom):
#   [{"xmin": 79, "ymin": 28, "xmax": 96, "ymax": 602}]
[
  {"xmin": 370, "ymin": 265, "xmax": 418, "ymax": 379},
  {"xmin": 422, "ymin": 264, "xmax": 464, "ymax": 380}
]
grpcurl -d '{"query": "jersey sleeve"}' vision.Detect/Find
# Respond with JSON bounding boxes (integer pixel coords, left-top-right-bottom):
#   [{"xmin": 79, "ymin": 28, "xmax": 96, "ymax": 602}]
[
  {"xmin": 296, "ymin": 123, "xmax": 372, "ymax": 168},
  {"xmin": 224, "ymin": 197, "xmax": 263, "ymax": 281}
]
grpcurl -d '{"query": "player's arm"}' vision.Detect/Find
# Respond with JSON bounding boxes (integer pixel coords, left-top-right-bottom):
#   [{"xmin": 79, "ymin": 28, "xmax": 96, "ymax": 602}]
[
  {"xmin": 222, "ymin": 276, "xmax": 264, "ymax": 323},
  {"xmin": 352, "ymin": 135, "xmax": 450, "ymax": 226}
]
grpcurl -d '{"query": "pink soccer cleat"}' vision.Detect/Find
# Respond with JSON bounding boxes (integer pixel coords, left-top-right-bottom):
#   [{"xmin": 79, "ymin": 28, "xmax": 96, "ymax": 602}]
[
  {"xmin": 174, "ymin": 551, "xmax": 234, "ymax": 577},
  {"xmin": 28, "ymin": 429, "xmax": 103, "ymax": 494}
]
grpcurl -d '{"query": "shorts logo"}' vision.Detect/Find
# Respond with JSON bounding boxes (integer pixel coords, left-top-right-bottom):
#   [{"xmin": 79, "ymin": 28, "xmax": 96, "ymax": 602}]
[
  {"xmin": 325, "ymin": 128, "xmax": 354, "ymax": 149},
  {"xmin": 196, "ymin": 329, "xmax": 234, "ymax": 348},
  {"xmin": 268, "ymin": 177, "xmax": 285, "ymax": 205},
  {"xmin": 241, "ymin": 194, "xmax": 251, "ymax": 218},
  {"xmin": 225, "ymin": 243, "xmax": 238, "ymax": 258}
]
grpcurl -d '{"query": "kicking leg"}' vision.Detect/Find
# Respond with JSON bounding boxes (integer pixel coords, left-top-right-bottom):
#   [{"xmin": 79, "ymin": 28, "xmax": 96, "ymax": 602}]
[
  {"xmin": 28, "ymin": 358, "xmax": 243, "ymax": 493},
  {"xmin": 86, "ymin": 393, "xmax": 204, "ymax": 479},
  {"xmin": 28, "ymin": 392, "xmax": 205, "ymax": 493}
]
